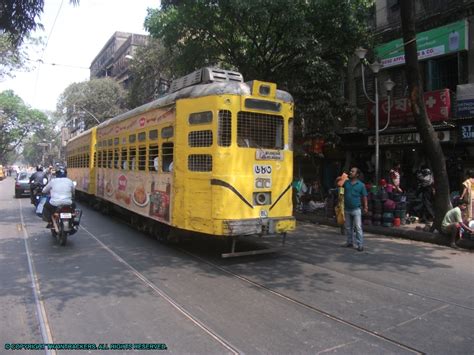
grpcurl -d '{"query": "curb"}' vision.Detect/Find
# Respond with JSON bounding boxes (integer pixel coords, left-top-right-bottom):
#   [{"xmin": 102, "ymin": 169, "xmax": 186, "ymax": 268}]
[{"xmin": 295, "ymin": 213, "xmax": 450, "ymax": 246}]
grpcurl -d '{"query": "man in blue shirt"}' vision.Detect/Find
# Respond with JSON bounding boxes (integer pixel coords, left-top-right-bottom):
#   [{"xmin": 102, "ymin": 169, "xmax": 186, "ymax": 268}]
[{"xmin": 342, "ymin": 167, "xmax": 368, "ymax": 251}]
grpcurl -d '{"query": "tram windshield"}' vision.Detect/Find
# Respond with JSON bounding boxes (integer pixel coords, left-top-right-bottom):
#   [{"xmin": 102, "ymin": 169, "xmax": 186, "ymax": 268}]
[{"xmin": 237, "ymin": 112, "xmax": 283, "ymax": 149}]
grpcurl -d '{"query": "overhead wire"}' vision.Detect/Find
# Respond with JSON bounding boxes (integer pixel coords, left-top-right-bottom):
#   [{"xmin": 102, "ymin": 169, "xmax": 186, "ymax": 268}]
[{"xmin": 33, "ymin": 0, "xmax": 66, "ymax": 104}]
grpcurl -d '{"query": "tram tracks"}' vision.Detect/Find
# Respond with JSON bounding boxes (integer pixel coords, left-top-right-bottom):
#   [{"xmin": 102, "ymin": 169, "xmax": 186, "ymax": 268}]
[
  {"xmin": 82, "ymin": 208, "xmax": 428, "ymax": 354},
  {"xmin": 177, "ymin": 247, "xmax": 426, "ymax": 355}
]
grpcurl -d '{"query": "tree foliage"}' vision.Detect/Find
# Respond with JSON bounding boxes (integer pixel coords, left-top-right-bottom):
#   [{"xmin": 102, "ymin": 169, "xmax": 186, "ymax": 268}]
[
  {"xmin": 0, "ymin": 0, "xmax": 79, "ymax": 46},
  {"xmin": 21, "ymin": 111, "xmax": 61, "ymax": 166},
  {"xmin": 56, "ymin": 78, "xmax": 127, "ymax": 131},
  {"xmin": 127, "ymin": 38, "xmax": 174, "ymax": 108},
  {"xmin": 0, "ymin": 90, "xmax": 49, "ymax": 164},
  {"xmin": 145, "ymin": 0, "xmax": 373, "ymax": 136}
]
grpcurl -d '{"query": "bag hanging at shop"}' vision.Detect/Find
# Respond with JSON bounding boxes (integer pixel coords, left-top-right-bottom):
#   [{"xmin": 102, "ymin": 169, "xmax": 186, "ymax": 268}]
[{"xmin": 335, "ymin": 187, "xmax": 345, "ymax": 225}]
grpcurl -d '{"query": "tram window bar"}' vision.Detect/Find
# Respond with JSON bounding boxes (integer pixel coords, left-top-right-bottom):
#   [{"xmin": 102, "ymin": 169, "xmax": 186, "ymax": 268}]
[
  {"xmin": 149, "ymin": 144, "xmax": 159, "ymax": 171},
  {"xmin": 107, "ymin": 150, "xmax": 113, "ymax": 168},
  {"xmin": 218, "ymin": 110, "xmax": 231, "ymax": 147},
  {"xmin": 237, "ymin": 111, "xmax": 284, "ymax": 149},
  {"xmin": 162, "ymin": 143, "xmax": 174, "ymax": 172},
  {"xmin": 138, "ymin": 146, "xmax": 147, "ymax": 171},
  {"xmin": 121, "ymin": 148, "xmax": 127, "ymax": 170},
  {"xmin": 129, "ymin": 147, "xmax": 137, "ymax": 170},
  {"xmin": 114, "ymin": 149, "xmax": 119, "ymax": 169},
  {"xmin": 188, "ymin": 154, "xmax": 212, "ymax": 172},
  {"xmin": 188, "ymin": 130, "xmax": 213, "ymax": 147}
]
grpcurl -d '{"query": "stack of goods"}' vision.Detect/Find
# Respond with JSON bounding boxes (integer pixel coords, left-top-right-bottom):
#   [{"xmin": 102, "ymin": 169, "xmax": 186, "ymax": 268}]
[
  {"xmin": 372, "ymin": 190, "xmax": 383, "ymax": 226},
  {"xmin": 382, "ymin": 199, "xmax": 396, "ymax": 227}
]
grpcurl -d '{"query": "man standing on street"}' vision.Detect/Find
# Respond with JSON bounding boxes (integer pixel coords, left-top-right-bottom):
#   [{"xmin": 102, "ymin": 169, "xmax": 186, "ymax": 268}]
[{"xmin": 342, "ymin": 167, "xmax": 368, "ymax": 252}]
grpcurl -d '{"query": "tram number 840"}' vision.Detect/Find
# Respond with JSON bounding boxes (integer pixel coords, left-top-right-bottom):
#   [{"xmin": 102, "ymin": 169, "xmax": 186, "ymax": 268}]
[{"xmin": 254, "ymin": 165, "xmax": 272, "ymax": 175}]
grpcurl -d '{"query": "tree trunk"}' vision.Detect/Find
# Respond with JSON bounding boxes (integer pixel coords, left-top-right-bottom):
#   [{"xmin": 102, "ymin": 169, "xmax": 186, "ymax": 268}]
[{"xmin": 399, "ymin": 0, "xmax": 451, "ymax": 231}]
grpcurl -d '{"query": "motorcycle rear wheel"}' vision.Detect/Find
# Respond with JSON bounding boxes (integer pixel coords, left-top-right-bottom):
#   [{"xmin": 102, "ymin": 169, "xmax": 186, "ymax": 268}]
[{"xmin": 58, "ymin": 230, "xmax": 67, "ymax": 246}]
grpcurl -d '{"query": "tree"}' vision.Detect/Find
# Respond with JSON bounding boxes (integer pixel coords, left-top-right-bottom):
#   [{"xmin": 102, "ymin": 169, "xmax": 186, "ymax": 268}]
[
  {"xmin": 0, "ymin": 90, "xmax": 49, "ymax": 164},
  {"xmin": 0, "ymin": 0, "xmax": 79, "ymax": 46},
  {"xmin": 56, "ymin": 78, "xmax": 127, "ymax": 131},
  {"xmin": 127, "ymin": 38, "xmax": 174, "ymax": 108},
  {"xmin": 399, "ymin": 0, "xmax": 450, "ymax": 231},
  {"xmin": 144, "ymin": 0, "xmax": 373, "ymax": 136}
]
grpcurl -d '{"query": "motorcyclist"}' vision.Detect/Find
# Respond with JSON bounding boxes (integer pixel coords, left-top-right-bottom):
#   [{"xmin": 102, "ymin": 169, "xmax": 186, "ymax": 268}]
[
  {"xmin": 29, "ymin": 165, "xmax": 49, "ymax": 204},
  {"xmin": 42, "ymin": 167, "xmax": 75, "ymax": 228}
]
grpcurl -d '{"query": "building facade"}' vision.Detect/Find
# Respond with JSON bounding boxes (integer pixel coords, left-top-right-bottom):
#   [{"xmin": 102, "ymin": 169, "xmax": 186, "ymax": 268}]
[
  {"xmin": 90, "ymin": 32, "xmax": 148, "ymax": 89},
  {"xmin": 342, "ymin": 0, "xmax": 474, "ymax": 192}
]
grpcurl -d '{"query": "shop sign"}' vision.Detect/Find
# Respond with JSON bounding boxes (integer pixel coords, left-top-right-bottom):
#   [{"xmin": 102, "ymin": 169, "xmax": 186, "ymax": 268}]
[
  {"xmin": 367, "ymin": 89, "xmax": 451, "ymax": 128},
  {"xmin": 460, "ymin": 125, "xmax": 474, "ymax": 141},
  {"xmin": 456, "ymin": 83, "xmax": 474, "ymax": 118},
  {"xmin": 375, "ymin": 20, "xmax": 468, "ymax": 68},
  {"xmin": 368, "ymin": 131, "xmax": 450, "ymax": 146}
]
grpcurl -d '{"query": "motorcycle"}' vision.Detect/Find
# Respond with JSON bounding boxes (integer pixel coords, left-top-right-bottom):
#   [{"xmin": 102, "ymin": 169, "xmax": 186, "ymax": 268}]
[
  {"xmin": 49, "ymin": 204, "xmax": 82, "ymax": 246},
  {"xmin": 30, "ymin": 177, "xmax": 49, "ymax": 207}
]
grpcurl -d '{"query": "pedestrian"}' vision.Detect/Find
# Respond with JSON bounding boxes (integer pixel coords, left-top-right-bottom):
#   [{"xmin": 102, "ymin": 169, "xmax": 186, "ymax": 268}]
[
  {"xmin": 441, "ymin": 201, "xmax": 473, "ymax": 248},
  {"xmin": 341, "ymin": 167, "xmax": 368, "ymax": 251},
  {"xmin": 460, "ymin": 170, "xmax": 474, "ymax": 221},
  {"xmin": 415, "ymin": 166, "xmax": 435, "ymax": 222},
  {"xmin": 389, "ymin": 161, "xmax": 403, "ymax": 193}
]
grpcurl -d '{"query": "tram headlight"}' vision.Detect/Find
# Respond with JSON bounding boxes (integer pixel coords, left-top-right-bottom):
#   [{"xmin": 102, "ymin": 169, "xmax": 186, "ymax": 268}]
[{"xmin": 254, "ymin": 192, "xmax": 271, "ymax": 205}]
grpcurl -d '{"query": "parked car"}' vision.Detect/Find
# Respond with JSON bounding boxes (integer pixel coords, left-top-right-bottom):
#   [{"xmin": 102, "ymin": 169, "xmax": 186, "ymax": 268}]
[{"xmin": 15, "ymin": 171, "xmax": 32, "ymax": 198}]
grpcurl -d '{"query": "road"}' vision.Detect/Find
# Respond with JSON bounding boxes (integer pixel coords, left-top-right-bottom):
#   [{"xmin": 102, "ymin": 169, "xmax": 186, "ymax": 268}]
[{"xmin": 1, "ymin": 176, "xmax": 473, "ymax": 354}]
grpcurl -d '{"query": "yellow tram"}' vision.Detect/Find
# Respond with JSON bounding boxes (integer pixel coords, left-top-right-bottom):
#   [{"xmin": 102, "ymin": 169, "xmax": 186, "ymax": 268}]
[{"xmin": 66, "ymin": 68, "xmax": 295, "ymax": 256}]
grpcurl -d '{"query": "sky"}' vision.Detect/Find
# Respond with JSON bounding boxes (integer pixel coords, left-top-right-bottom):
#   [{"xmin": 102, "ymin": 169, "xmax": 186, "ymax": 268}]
[{"xmin": 0, "ymin": 0, "xmax": 160, "ymax": 112}]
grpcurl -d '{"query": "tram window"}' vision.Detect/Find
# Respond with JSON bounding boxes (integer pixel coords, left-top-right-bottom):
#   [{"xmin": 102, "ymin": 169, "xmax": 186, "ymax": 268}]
[
  {"xmin": 86, "ymin": 153, "xmax": 90, "ymax": 167},
  {"xmin": 149, "ymin": 144, "xmax": 159, "ymax": 171},
  {"xmin": 162, "ymin": 143, "xmax": 174, "ymax": 172},
  {"xmin": 138, "ymin": 146, "xmax": 147, "ymax": 171},
  {"xmin": 288, "ymin": 118, "xmax": 294, "ymax": 151},
  {"xmin": 149, "ymin": 129, "xmax": 158, "ymax": 140},
  {"xmin": 98, "ymin": 151, "xmax": 103, "ymax": 168},
  {"xmin": 94, "ymin": 152, "xmax": 97, "ymax": 168},
  {"xmin": 108, "ymin": 139, "xmax": 113, "ymax": 147},
  {"xmin": 189, "ymin": 111, "xmax": 212, "ymax": 125},
  {"xmin": 237, "ymin": 112, "xmax": 284, "ymax": 149},
  {"xmin": 188, "ymin": 130, "xmax": 213, "ymax": 147},
  {"xmin": 161, "ymin": 126, "xmax": 174, "ymax": 138},
  {"xmin": 218, "ymin": 110, "xmax": 231, "ymax": 147},
  {"xmin": 129, "ymin": 134, "xmax": 136, "ymax": 144},
  {"xmin": 114, "ymin": 149, "xmax": 119, "ymax": 169},
  {"xmin": 107, "ymin": 150, "xmax": 113, "ymax": 168},
  {"xmin": 188, "ymin": 154, "xmax": 212, "ymax": 172},
  {"xmin": 129, "ymin": 147, "xmax": 137, "ymax": 170},
  {"xmin": 114, "ymin": 137, "xmax": 119, "ymax": 146},
  {"xmin": 138, "ymin": 132, "xmax": 146, "ymax": 142},
  {"xmin": 121, "ymin": 148, "xmax": 127, "ymax": 170}
]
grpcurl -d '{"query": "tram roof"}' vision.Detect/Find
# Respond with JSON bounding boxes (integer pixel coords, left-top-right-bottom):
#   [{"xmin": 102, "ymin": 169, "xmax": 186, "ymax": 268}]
[{"xmin": 98, "ymin": 81, "xmax": 293, "ymax": 129}]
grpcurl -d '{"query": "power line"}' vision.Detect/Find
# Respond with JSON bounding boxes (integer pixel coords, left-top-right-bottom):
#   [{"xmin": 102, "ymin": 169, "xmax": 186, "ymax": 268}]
[{"xmin": 33, "ymin": 0, "xmax": 66, "ymax": 103}]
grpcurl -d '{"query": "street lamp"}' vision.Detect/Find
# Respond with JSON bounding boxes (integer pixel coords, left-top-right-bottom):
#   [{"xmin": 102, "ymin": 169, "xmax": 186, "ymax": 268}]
[{"xmin": 355, "ymin": 47, "xmax": 395, "ymax": 185}]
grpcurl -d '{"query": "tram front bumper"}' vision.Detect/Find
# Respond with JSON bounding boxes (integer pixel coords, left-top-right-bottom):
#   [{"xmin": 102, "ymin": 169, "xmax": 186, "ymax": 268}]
[{"xmin": 221, "ymin": 217, "xmax": 295, "ymax": 236}]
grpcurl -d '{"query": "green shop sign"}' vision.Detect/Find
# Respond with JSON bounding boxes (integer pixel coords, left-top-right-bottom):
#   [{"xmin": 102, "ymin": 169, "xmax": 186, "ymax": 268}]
[{"xmin": 375, "ymin": 20, "xmax": 468, "ymax": 68}]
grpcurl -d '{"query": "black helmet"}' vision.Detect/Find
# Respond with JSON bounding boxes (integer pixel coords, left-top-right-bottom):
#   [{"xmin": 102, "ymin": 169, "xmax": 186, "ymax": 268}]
[
  {"xmin": 55, "ymin": 167, "xmax": 67, "ymax": 178},
  {"xmin": 36, "ymin": 165, "xmax": 43, "ymax": 172}
]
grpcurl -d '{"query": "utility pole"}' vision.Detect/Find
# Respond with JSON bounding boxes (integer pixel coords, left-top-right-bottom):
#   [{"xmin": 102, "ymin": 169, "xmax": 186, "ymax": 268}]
[{"xmin": 400, "ymin": 0, "xmax": 451, "ymax": 231}]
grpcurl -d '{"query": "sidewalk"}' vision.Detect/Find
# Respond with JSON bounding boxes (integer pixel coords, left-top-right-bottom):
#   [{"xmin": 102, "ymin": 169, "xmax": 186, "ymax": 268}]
[{"xmin": 295, "ymin": 211, "xmax": 450, "ymax": 246}]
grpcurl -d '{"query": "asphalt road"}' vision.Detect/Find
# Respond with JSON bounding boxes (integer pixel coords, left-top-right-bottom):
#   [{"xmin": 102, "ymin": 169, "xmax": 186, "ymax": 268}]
[{"xmin": 1, "ymin": 176, "xmax": 473, "ymax": 354}]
